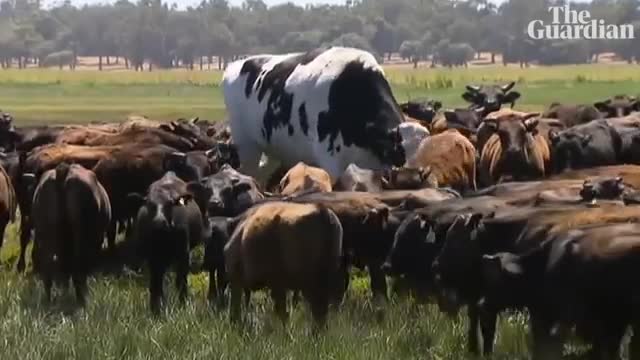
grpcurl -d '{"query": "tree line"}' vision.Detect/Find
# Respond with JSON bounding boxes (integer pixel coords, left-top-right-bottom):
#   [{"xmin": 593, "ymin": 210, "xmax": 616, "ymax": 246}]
[{"xmin": 1, "ymin": 0, "xmax": 640, "ymax": 71}]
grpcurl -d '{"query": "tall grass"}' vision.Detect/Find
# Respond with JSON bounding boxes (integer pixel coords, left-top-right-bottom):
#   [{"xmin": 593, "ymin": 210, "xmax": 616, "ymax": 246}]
[{"xmin": 0, "ymin": 221, "xmax": 530, "ymax": 359}]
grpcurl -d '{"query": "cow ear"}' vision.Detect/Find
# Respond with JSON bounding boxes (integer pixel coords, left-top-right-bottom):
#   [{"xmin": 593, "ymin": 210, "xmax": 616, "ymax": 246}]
[
  {"xmin": 631, "ymin": 98, "xmax": 640, "ymax": 112},
  {"xmin": 462, "ymin": 92, "xmax": 477, "ymax": 104},
  {"xmin": 419, "ymin": 166, "xmax": 432, "ymax": 181},
  {"xmin": 616, "ymin": 176, "xmax": 624, "ymax": 184},
  {"xmin": 432, "ymin": 101, "xmax": 443, "ymax": 112},
  {"xmin": 443, "ymin": 110, "xmax": 458, "ymax": 124},
  {"xmin": 175, "ymin": 193, "xmax": 193, "ymax": 206},
  {"xmin": 206, "ymin": 126, "xmax": 217, "ymax": 137},
  {"xmin": 190, "ymin": 117, "xmax": 200, "ymax": 125},
  {"xmin": 548, "ymin": 129, "xmax": 560, "ymax": 144},
  {"xmin": 278, "ymin": 173, "xmax": 290, "ymax": 193},
  {"xmin": 523, "ymin": 116, "xmax": 539, "ymax": 132},
  {"xmin": 503, "ymin": 91, "xmax": 521, "ymax": 105},
  {"xmin": 593, "ymin": 101, "xmax": 610, "ymax": 113},
  {"xmin": 466, "ymin": 84, "xmax": 481, "ymax": 93}
]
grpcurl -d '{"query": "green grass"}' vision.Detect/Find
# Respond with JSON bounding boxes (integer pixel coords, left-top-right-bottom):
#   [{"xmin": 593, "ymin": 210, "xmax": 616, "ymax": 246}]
[
  {"xmin": 0, "ymin": 223, "xmax": 531, "ymax": 360},
  {"xmin": 1, "ymin": 64, "xmax": 640, "ymax": 125},
  {"xmin": 0, "ymin": 63, "xmax": 637, "ymax": 358}
]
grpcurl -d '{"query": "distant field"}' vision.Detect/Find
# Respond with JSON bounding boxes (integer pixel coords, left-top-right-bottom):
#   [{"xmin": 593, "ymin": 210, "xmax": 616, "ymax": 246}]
[{"xmin": 0, "ymin": 64, "xmax": 639, "ymax": 124}]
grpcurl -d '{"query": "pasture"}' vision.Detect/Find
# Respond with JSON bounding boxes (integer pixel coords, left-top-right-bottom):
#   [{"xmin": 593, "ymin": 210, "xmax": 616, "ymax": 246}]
[{"xmin": 0, "ymin": 63, "xmax": 636, "ymax": 359}]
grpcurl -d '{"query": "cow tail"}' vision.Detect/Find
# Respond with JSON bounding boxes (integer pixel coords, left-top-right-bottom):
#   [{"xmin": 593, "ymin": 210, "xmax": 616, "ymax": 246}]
[
  {"xmin": 54, "ymin": 162, "xmax": 73, "ymax": 271},
  {"xmin": 319, "ymin": 205, "xmax": 343, "ymax": 272}
]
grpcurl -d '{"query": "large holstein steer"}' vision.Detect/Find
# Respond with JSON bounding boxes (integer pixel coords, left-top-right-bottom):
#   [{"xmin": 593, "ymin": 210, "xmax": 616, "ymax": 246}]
[
  {"xmin": 128, "ymin": 172, "xmax": 209, "ymax": 314},
  {"xmin": 32, "ymin": 163, "xmax": 111, "ymax": 305},
  {"xmin": 223, "ymin": 46, "xmax": 406, "ymax": 183},
  {"xmin": 462, "ymin": 82, "xmax": 521, "ymax": 117},
  {"xmin": 479, "ymin": 114, "xmax": 550, "ymax": 185},
  {"xmin": 224, "ymin": 201, "xmax": 344, "ymax": 328}
]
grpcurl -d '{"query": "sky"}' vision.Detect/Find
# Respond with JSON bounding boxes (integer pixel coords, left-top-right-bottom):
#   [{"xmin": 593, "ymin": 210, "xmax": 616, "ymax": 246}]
[{"xmin": 41, "ymin": 0, "xmax": 510, "ymax": 11}]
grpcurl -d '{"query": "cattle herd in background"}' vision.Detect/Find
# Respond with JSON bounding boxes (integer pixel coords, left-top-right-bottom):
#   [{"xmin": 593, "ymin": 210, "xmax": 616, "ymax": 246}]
[{"xmin": 2, "ymin": 50, "xmax": 640, "ymax": 359}]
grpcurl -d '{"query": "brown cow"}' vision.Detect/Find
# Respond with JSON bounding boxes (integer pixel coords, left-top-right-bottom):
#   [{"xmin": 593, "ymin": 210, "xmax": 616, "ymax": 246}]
[
  {"xmin": 478, "ymin": 114, "xmax": 550, "ymax": 186},
  {"xmin": 407, "ymin": 129, "xmax": 477, "ymax": 192},
  {"xmin": 542, "ymin": 102, "xmax": 603, "ymax": 127},
  {"xmin": 225, "ymin": 201, "xmax": 344, "ymax": 328},
  {"xmin": 277, "ymin": 162, "xmax": 332, "ymax": 196},
  {"xmin": 32, "ymin": 163, "xmax": 111, "ymax": 305}
]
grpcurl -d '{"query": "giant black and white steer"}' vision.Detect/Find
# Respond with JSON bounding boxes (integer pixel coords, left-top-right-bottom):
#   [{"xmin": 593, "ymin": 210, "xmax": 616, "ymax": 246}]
[{"xmin": 223, "ymin": 46, "xmax": 406, "ymax": 182}]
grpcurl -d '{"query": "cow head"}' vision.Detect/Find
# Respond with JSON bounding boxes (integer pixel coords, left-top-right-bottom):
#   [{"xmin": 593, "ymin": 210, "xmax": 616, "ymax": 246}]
[
  {"xmin": 383, "ymin": 166, "xmax": 435, "ymax": 190},
  {"xmin": 432, "ymin": 213, "xmax": 483, "ymax": 316},
  {"xmin": 579, "ymin": 176, "xmax": 625, "ymax": 202},
  {"xmin": 462, "ymin": 82, "xmax": 521, "ymax": 115},
  {"xmin": 400, "ymin": 99, "xmax": 442, "ymax": 124},
  {"xmin": 549, "ymin": 129, "xmax": 593, "ymax": 173},
  {"xmin": 205, "ymin": 142, "xmax": 240, "ymax": 171},
  {"xmin": 128, "ymin": 190, "xmax": 194, "ymax": 230},
  {"xmin": 485, "ymin": 113, "xmax": 541, "ymax": 180},
  {"xmin": 368, "ymin": 125, "xmax": 406, "ymax": 168},
  {"xmin": 382, "ymin": 212, "xmax": 438, "ymax": 282},
  {"xmin": 190, "ymin": 165, "xmax": 263, "ymax": 217},
  {"xmin": 594, "ymin": 95, "xmax": 640, "ymax": 118}
]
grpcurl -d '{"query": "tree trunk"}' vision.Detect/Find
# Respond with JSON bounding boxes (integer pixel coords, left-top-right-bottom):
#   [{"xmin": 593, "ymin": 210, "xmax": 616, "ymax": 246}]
[
  {"xmin": 491, "ymin": 52, "xmax": 495, "ymax": 64},
  {"xmin": 148, "ymin": 62, "xmax": 152, "ymax": 72},
  {"xmin": 106, "ymin": 56, "xmax": 110, "ymax": 65},
  {"xmin": 413, "ymin": 59, "xmax": 418, "ymax": 69},
  {"xmin": 218, "ymin": 56, "xmax": 222, "ymax": 70},
  {"xmin": 124, "ymin": 57, "xmax": 129, "ymax": 69},
  {"xmin": 99, "ymin": 55, "xmax": 103, "ymax": 71},
  {"xmin": 199, "ymin": 56, "xmax": 203, "ymax": 70}
]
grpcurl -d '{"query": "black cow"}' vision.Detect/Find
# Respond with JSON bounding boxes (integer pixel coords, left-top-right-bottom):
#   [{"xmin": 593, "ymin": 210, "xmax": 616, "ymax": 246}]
[
  {"xmin": 549, "ymin": 119, "xmax": 622, "ymax": 173},
  {"xmin": 462, "ymin": 82, "xmax": 521, "ymax": 116},
  {"xmin": 128, "ymin": 171, "xmax": 210, "ymax": 314},
  {"xmin": 594, "ymin": 95, "xmax": 640, "ymax": 118},
  {"xmin": 399, "ymin": 98, "xmax": 442, "ymax": 123}
]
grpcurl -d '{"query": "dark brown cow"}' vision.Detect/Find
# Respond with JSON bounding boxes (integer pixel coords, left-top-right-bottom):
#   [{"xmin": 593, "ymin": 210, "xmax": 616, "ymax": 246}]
[
  {"xmin": 32, "ymin": 163, "xmax": 111, "ymax": 305},
  {"xmin": 225, "ymin": 202, "xmax": 343, "ymax": 328},
  {"xmin": 542, "ymin": 103, "xmax": 603, "ymax": 127},
  {"xmin": 429, "ymin": 109, "xmax": 482, "ymax": 141},
  {"xmin": 408, "ymin": 129, "xmax": 477, "ymax": 192},
  {"xmin": 479, "ymin": 114, "xmax": 550, "ymax": 186},
  {"xmin": 399, "ymin": 98, "xmax": 442, "ymax": 126},
  {"xmin": 15, "ymin": 144, "xmax": 121, "ymax": 272},
  {"xmin": 277, "ymin": 162, "xmax": 332, "ymax": 196},
  {"xmin": 594, "ymin": 94, "xmax": 640, "ymax": 118}
]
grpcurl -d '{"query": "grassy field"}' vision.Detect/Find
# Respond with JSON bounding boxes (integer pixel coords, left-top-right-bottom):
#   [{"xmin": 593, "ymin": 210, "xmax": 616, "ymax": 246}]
[
  {"xmin": 0, "ymin": 64, "xmax": 636, "ymax": 359},
  {"xmin": 1, "ymin": 63, "xmax": 640, "ymax": 125}
]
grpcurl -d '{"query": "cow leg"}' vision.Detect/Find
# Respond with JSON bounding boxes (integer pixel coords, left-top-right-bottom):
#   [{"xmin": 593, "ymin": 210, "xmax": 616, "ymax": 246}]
[
  {"xmin": 0, "ymin": 215, "xmax": 8, "ymax": 249},
  {"xmin": 467, "ymin": 306, "xmax": 480, "ymax": 355},
  {"xmin": 591, "ymin": 317, "xmax": 626, "ymax": 360},
  {"xmin": 307, "ymin": 289, "xmax": 329, "ymax": 332},
  {"xmin": 229, "ymin": 282, "xmax": 243, "ymax": 323},
  {"xmin": 17, "ymin": 215, "xmax": 31, "ymax": 272},
  {"xmin": 43, "ymin": 274, "xmax": 53, "ymax": 304},
  {"xmin": 479, "ymin": 307, "xmax": 497, "ymax": 355},
  {"xmin": 149, "ymin": 263, "xmax": 166, "ymax": 315},
  {"xmin": 106, "ymin": 220, "xmax": 117, "ymax": 259},
  {"xmin": 175, "ymin": 250, "xmax": 189, "ymax": 305},
  {"xmin": 530, "ymin": 314, "xmax": 564, "ymax": 360},
  {"xmin": 72, "ymin": 272, "xmax": 88, "ymax": 307},
  {"xmin": 271, "ymin": 288, "xmax": 288, "ymax": 325}
]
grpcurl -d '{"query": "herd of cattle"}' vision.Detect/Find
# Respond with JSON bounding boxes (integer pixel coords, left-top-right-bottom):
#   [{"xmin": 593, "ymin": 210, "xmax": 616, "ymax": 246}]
[{"xmin": 2, "ymin": 47, "xmax": 640, "ymax": 359}]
